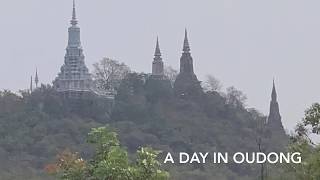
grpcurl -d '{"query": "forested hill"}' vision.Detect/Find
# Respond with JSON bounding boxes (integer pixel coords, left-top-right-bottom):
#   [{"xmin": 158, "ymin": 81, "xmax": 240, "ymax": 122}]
[{"xmin": 0, "ymin": 73, "xmax": 287, "ymax": 180}]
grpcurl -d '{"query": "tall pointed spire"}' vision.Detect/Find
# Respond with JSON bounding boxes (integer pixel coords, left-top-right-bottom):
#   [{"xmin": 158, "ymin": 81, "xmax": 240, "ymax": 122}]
[
  {"xmin": 154, "ymin": 36, "xmax": 161, "ymax": 57},
  {"xmin": 183, "ymin": 29, "xmax": 190, "ymax": 52},
  {"xmin": 30, "ymin": 76, "xmax": 33, "ymax": 93},
  {"xmin": 178, "ymin": 29, "xmax": 194, "ymax": 74},
  {"xmin": 152, "ymin": 37, "xmax": 164, "ymax": 76},
  {"xmin": 71, "ymin": 0, "xmax": 78, "ymax": 26},
  {"xmin": 271, "ymin": 78, "xmax": 277, "ymax": 101},
  {"xmin": 267, "ymin": 78, "xmax": 287, "ymax": 146},
  {"xmin": 35, "ymin": 68, "xmax": 39, "ymax": 88},
  {"xmin": 67, "ymin": 0, "xmax": 81, "ymax": 47},
  {"xmin": 174, "ymin": 29, "xmax": 202, "ymax": 97}
]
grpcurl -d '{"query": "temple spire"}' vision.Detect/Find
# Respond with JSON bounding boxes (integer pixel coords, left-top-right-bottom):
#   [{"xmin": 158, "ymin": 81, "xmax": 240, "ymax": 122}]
[
  {"xmin": 272, "ymin": 79, "xmax": 277, "ymax": 101},
  {"xmin": 30, "ymin": 76, "xmax": 33, "ymax": 93},
  {"xmin": 154, "ymin": 36, "xmax": 161, "ymax": 57},
  {"xmin": 35, "ymin": 68, "xmax": 39, "ymax": 88},
  {"xmin": 53, "ymin": 0, "xmax": 101, "ymax": 99},
  {"xmin": 71, "ymin": 0, "xmax": 78, "ymax": 26},
  {"xmin": 152, "ymin": 37, "xmax": 164, "ymax": 76},
  {"xmin": 67, "ymin": 0, "xmax": 81, "ymax": 47},
  {"xmin": 267, "ymin": 78, "xmax": 286, "ymax": 143},
  {"xmin": 183, "ymin": 29, "xmax": 190, "ymax": 52}
]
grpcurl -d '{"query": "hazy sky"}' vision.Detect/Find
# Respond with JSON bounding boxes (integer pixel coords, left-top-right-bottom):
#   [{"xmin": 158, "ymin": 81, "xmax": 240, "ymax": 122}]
[{"xmin": 1, "ymin": 0, "xmax": 320, "ymax": 131}]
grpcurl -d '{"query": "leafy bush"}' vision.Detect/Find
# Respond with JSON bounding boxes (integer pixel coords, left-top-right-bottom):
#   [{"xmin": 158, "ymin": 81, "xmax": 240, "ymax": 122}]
[{"xmin": 48, "ymin": 127, "xmax": 169, "ymax": 180}]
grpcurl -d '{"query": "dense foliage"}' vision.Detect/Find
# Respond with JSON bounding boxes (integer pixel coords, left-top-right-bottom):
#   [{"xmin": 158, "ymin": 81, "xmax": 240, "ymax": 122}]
[
  {"xmin": 93, "ymin": 58, "xmax": 131, "ymax": 92},
  {"xmin": 272, "ymin": 103, "xmax": 320, "ymax": 180},
  {"xmin": 48, "ymin": 127, "xmax": 169, "ymax": 180},
  {"xmin": 0, "ymin": 72, "xmax": 288, "ymax": 179},
  {"xmin": 0, "ymin": 87, "xmax": 105, "ymax": 179}
]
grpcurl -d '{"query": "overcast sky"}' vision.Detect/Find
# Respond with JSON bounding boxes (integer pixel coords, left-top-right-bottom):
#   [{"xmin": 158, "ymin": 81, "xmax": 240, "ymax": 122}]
[{"xmin": 1, "ymin": 0, "xmax": 320, "ymax": 131}]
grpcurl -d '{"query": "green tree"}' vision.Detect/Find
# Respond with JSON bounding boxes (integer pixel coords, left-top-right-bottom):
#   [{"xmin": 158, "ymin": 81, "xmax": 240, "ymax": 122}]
[
  {"xmin": 93, "ymin": 58, "xmax": 130, "ymax": 93},
  {"xmin": 47, "ymin": 149, "xmax": 86, "ymax": 180},
  {"xmin": 164, "ymin": 66, "xmax": 178, "ymax": 86},
  {"xmin": 303, "ymin": 103, "xmax": 320, "ymax": 134},
  {"xmin": 50, "ymin": 126, "xmax": 169, "ymax": 180},
  {"xmin": 202, "ymin": 75, "xmax": 222, "ymax": 92},
  {"xmin": 275, "ymin": 103, "xmax": 320, "ymax": 180},
  {"xmin": 225, "ymin": 86, "xmax": 247, "ymax": 109},
  {"xmin": 134, "ymin": 147, "xmax": 169, "ymax": 180}
]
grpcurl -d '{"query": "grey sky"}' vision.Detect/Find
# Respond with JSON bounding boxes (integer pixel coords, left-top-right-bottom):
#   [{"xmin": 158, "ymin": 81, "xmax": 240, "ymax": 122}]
[{"xmin": 1, "ymin": 0, "xmax": 320, "ymax": 131}]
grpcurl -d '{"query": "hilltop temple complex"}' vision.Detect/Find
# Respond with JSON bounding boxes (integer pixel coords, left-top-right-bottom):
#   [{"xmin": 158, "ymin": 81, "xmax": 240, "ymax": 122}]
[{"xmin": 40, "ymin": 1, "xmax": 285, "ymax": 137}]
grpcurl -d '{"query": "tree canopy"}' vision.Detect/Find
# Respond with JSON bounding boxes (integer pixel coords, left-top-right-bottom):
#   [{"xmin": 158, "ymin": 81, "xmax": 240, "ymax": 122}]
[{"xmin": 48, "ymin": 127, "xmax": 169, "ymax": 180}]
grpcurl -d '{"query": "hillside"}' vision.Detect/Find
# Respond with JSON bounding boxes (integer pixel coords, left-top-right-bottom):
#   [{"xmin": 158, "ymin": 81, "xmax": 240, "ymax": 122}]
[{"xmin": 0, "ymin": 74, "xmax": 287, "ymax": 180}]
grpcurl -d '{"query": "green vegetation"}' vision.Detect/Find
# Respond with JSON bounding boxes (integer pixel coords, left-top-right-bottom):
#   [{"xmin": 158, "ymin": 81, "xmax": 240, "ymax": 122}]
[
  {"xmin": 48, "ymin": 127, "xmax": 168, "ymax": 180},
  {"xmin": 0, "ymin": 60, "xmax": 292, "ymax": 179},
  {"xmin": 0, "ymin": 87, "xmax": 105, "ymax": 179},
  {"xmin": 0, "ymin": 79, "xmax": 285, "ymax": 179},
  {"xmin": 272, "ymin": 103, "xmax": 320, "ymax": 180}
]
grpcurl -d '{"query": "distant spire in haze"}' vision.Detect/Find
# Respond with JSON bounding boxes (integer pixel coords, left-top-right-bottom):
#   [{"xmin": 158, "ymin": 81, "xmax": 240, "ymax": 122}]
[
  {"xmin": 152, "ymin": 37, "xmax": 164, "ymax": 76},
  {"xmin": 30, "ymin": 76, "xmax": 33, "ymax": 93},
  {"xmin": 272, "ymin": 78, "xmax": 277, "ymax": 101},
  {"xmin": 71, "ymin": 0, "xmax": 78, "ymax": 26},
  {"xmin": 35, "ymin": 68, "xmax": 39, "ymax": 88},
  {"xmin": 183, "ymin": 29, "xmax": 190, "ymax": 53},
  {"xmin": 154, "ymin": 36, "xmax": 161, "ymax": 57},
  {"xmin": 267, "ymin": 78, "xmax": 286, "ymax": 139}
]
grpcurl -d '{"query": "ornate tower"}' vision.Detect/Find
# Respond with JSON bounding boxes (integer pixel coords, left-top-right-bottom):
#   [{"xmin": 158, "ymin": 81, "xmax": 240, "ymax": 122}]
[
  {"xmin": 35, "ymin": 68, "xmax": 39, "ymax": 88},
  {"xmin": 174, "ymin": 29, "xmax": 202, "ymax": 97},
  {"xmin": 145, "ymin": 37, "xmax": 172, "ymax": 101},
  {"xmin": 53, "ymin": 0, "xmax": 94, "ymax": 98},
  {"xmin": 267, "ymin": 80, "xmax": 285, "ymax": 135},
  {"xmin": 265, "ymin": 80, "xmax": 287, "ymax": 152},
  {"xmin": 151, "ymin": 37, "xmax": 164, "ymax": 78},
  {"xmin": 180, "ymin": 29, "xmax": 194, "ymax": 74},
  {"xmin": 30, "ymin": 76, "xmax": 33, "ymax": 92}
]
